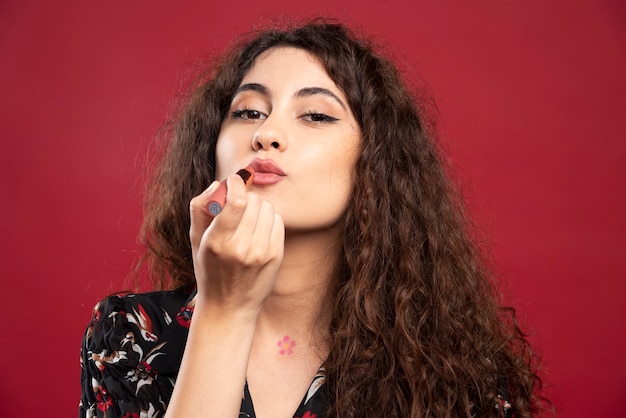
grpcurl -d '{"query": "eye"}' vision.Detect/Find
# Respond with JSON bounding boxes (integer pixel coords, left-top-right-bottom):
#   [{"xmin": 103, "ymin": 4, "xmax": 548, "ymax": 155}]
[
  {"xmin": 231, "ymin": 108, "xmax": 267, "ymax": 120},
  {"xmin": 300, "ymin": 110, "xmax": 339, "ymax": 124}
]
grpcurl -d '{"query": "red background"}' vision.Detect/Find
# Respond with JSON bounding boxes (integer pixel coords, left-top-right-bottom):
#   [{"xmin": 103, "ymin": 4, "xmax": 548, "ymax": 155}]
[{"xmin": 1, "ymin": 1, "xmax": 624, "ymax": 416}]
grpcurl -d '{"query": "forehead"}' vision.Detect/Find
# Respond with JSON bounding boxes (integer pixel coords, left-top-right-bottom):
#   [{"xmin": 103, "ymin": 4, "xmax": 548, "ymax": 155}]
[{"xmin": 241, "ymin": 46, "xmax": 334, "ymax": 87}]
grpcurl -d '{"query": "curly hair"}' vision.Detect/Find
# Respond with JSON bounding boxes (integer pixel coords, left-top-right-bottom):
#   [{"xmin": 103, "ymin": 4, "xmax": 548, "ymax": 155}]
[{"xmin": 137, "ymin": 18, "xmax": 548, "ymax": 417}]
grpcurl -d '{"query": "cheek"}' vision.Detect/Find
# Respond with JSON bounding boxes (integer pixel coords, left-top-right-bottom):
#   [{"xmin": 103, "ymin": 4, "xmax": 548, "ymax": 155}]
[
  {"xmin": 215, "ymin": 133, "xmax": 240, "ymax": 180},
  {"xmin": 316, "ymin": 149, "xmax": 358, "ymax": 213},
  {"xmin": 333, "ymin": 140, "xmax": 360, "ymax": 191},
  {"xmin": 335, "ymin": 143, "xmax": 360, "ymax": 211}
]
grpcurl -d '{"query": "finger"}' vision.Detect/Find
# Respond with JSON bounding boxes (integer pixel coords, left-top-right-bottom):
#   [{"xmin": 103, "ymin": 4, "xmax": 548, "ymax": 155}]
[
  {"xmin": 250, "ymin": 199, "xmax": 279, "ymax": 260},
  {"xmin": 207, "ymin": 174, "xmax": 249, "ymax": 234},
  {"xmin": 224, "ymin": 192, "xmax": 263, "ymax": 258},
  {"xmin": 190, "ymin": 181, "xmax": 220, "ymax": 248},
  {"xmin": 267, "ymin": 213, "xmax": 285, "ymax": 264},
  {"xmin": 228, "ymin": 196, "xmax": 273, "ymax": 264}
]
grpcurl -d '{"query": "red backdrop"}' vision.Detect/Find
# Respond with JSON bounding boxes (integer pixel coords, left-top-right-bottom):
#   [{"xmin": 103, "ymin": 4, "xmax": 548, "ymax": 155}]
[{"xmin": 1, "ymin": 1, "xmax": 624, "ymax": 416}]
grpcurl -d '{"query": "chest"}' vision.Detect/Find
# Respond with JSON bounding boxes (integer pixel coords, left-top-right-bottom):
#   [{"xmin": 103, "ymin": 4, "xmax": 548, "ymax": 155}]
[{"xmin": 245, "ymin": 356, "xmax": 326, "ymax": 417}]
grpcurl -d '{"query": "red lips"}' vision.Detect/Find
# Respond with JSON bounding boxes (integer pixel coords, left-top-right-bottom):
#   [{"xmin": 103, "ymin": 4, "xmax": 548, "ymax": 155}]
[{"xmin": 248, "ymin": 158, "xmax": 286, "ymax": 185}]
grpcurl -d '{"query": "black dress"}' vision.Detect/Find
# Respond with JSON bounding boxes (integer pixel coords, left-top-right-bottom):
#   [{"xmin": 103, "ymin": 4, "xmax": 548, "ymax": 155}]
[{"xmin": 79, "ymin": 288, "xmax": 329, "ymax": 418}]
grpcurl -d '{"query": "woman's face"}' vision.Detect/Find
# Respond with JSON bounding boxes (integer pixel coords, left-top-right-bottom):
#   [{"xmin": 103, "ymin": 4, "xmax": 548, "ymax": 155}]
[{"xmin": 215, "ymin": 47, "xmax": 361, "ymax": 231}]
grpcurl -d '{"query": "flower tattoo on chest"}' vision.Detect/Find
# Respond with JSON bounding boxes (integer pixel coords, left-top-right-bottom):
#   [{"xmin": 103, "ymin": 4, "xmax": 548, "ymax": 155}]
[{"xmin": 277, "ymin": 335, "xmax": 296, "ymax": 355}]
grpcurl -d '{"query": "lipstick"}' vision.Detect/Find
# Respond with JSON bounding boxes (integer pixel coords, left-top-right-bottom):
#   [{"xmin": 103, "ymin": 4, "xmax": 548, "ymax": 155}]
[
  {"xmin": 248, "ymin": 158, "xmax": 286, "ymax": 186},
  {"xmin": 207, "ymin": 166, "xmax": 255, "ymax": 217}
]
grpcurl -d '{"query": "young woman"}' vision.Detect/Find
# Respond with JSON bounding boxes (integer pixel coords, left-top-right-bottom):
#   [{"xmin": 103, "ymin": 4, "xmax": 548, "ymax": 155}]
[{"xmin": 80, "ymin": 20, "xmax": 546, "ymax": 418}]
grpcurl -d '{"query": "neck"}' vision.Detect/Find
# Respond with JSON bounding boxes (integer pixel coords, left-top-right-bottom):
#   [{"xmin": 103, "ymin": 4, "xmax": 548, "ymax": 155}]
[{"xmin": 255, "ymin": 226, "xmax": 341, "ymax": 348}]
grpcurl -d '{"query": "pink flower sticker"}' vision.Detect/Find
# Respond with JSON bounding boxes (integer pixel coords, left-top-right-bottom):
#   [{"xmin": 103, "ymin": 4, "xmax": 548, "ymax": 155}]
[{"xmin": 277, "ymin": 335, "xmax": 296, "ymax": 355}]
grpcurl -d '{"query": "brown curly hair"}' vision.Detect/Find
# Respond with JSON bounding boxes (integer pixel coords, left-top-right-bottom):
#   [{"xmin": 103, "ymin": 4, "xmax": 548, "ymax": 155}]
[{"xmin": 137, "ymin": 18, "xmax": 548, "ymax": 417}]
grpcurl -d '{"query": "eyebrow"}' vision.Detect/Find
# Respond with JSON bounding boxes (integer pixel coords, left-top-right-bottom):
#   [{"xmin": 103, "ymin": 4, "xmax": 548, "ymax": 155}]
[
  {"xmin": 294, "ymin": 87, "xmax": 347, "ymax": 110},
  {"xmin": 235, "ymin": 83, "xmax": 268, "ymax": 96},
  {"xmin": 235, "ymin": 83, "xmax": 347, "ymax": 110}
]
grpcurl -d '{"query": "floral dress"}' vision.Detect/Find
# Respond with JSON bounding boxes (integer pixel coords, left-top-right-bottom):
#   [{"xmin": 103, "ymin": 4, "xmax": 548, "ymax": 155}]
[{"xmin": 79, "ymin": 288, "xmax": 329, "ymax": 418}]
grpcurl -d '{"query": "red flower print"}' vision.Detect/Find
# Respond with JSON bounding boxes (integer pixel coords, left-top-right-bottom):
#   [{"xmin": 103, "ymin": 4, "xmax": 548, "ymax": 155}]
[
  {"xmin": 128, "ymin": 304, "xmax": 158, "ymax": 342},
  {"xmin": 176, "ymin": 306, "xmax": 194, "ymax": 328},
  {"xmin": 297, "ymin": 412, "xmax": 316, "ymax": 418},
  {"xmin": 277, "ymin": 335, "xmax": 296, "ymax": 355},
  {"xmin": 95, "ymin": 386, "xmax": 113, "ymax": 411},
  {"xmin": 138, "ymin": 361, "xmax": 153, "ymax": 374},
  {"xmin": 123, "ymin": 413, "xmax": 140, "ymax": 418}
]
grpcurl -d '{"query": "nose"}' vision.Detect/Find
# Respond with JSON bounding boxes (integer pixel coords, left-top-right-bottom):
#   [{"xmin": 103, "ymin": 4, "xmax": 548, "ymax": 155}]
[{"xmin": 251, "ymin": 114, "xmax": 288, "ymax": 152}]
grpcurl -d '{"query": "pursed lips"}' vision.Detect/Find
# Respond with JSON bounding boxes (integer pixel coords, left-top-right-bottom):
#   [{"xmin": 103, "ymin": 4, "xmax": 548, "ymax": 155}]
[{"xmin": 248, "ymin": 158, "xmax": 286, "ymax": 186}]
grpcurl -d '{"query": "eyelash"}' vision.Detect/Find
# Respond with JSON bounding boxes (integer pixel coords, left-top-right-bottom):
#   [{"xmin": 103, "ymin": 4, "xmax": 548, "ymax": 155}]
[
  {"xmin": 301, "ymin": 110, "xmax": 339, "ymax": 124},
  {"xmin": 230, "ymin": 107, "xmax": 339, "ymax": 124},
  {"xmin": 231, "ymin": 107, "xmax": 264, "ymax": 120}
]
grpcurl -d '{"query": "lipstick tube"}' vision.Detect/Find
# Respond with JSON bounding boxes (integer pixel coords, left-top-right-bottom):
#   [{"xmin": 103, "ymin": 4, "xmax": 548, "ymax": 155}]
[{"xmin": 207, "ymin": 166, "xmax": 255, "ymax": 217}]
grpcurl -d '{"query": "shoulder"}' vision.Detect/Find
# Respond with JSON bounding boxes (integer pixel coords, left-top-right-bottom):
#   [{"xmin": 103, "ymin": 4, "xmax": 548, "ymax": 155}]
[
  {"xmin": 91, "ymin": 288, "xmax": 190, "ymax": 320},
  {"xmin": 87, "ymin": 289, "xmax": 190, "ymax": 337},
  {"xmin": 83, "ymin": 287, "xmax": 195, "ymax": 374},
  {"xmin": 80, "ymin": 288, "xmax": 195, "ymax": 416}
]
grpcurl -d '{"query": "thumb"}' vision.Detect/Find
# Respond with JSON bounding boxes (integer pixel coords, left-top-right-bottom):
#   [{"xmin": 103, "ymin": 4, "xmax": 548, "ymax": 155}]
[{"xmin": 189, "ymin": 181, "xmax": 221, "ymax": 248}]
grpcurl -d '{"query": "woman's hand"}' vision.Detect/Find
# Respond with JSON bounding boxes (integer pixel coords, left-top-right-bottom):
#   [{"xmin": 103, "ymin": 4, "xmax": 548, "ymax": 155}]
[
  {"xmin": 189, "ymin": 173, "xmax": 285, "ymax": 316},
  {"xmin": 168, "ymin": 174, "xmax": 284, "ymax": 417}
]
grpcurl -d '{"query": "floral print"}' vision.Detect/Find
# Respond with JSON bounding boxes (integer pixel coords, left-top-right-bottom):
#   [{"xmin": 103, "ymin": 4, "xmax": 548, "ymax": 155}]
[
  {"xmin": 175, "ymin": 306, "xmax": 193, "ymax": 328},
  {"xmin": 95, "ymin": 385, "xmax": 112, "ymax": 412},
  {"xmin": 80, "ymin": 288, "xmax": 329, "ymax": 417}
]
